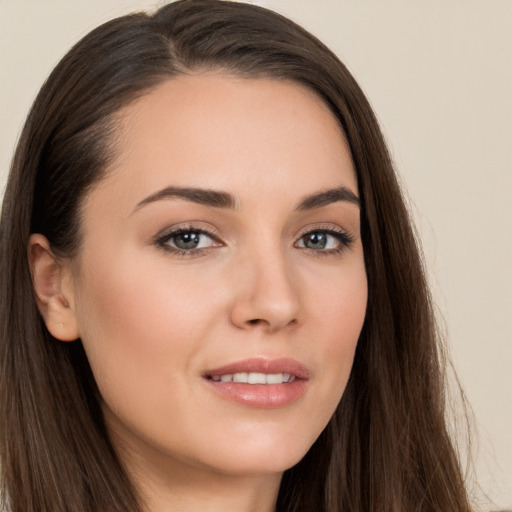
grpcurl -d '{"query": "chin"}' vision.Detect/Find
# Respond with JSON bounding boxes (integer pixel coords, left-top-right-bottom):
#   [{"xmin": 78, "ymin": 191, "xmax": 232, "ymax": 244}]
[{"xmin": 196, "ymin": 430, "xmax": 317, "ymax": 477}]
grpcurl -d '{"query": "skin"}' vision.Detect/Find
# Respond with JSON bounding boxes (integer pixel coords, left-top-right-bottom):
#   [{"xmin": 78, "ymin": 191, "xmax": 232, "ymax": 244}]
[{"xmin": 30, "ymin": 74, "xmax": 367, "ymax": 512}]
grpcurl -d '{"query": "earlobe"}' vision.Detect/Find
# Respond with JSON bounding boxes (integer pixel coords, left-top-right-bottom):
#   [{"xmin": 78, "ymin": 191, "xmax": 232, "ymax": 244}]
[{"xmin": 28, "ymin": 234, "xmax": 79, "ymax": 342}]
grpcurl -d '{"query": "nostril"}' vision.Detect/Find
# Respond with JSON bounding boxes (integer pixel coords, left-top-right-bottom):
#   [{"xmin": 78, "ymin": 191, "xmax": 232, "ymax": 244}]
[{"xmin": 245, "ymin": 317, "xmax": 297, "ymax": 329}]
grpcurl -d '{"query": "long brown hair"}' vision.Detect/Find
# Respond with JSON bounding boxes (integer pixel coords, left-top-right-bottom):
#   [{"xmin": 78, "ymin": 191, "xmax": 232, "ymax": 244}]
[{"xmin": 0, "ymin": 1, "xmax": 473, "ymax": 511}]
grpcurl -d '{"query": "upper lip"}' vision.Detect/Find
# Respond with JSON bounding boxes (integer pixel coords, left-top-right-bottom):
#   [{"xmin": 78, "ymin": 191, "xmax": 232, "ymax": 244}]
[{"xmin": 204, "ymin": 357, "xmax": 310, "ymax": 380}]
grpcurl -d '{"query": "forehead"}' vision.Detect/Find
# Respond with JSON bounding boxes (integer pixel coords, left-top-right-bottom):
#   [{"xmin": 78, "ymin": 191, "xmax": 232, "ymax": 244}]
[{"xmin": 97, "ymin": 73, "xmax": 357, "ymax": 209}]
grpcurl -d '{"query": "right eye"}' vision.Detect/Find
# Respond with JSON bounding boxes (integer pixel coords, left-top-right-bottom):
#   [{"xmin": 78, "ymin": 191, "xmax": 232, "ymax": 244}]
[{"xmin": 156, "ymin": 227, "xmax": 221, "ymax": 255}]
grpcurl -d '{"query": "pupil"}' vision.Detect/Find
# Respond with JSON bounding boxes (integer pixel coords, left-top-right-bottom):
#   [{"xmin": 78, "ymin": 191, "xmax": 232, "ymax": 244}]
[
  {"xmin": 175, "ymin": 232, "xmax": 200, "ymax": 249},
  {"xmin": 306, "ymin": 233, "xmax": 327, "ymax": 249}
]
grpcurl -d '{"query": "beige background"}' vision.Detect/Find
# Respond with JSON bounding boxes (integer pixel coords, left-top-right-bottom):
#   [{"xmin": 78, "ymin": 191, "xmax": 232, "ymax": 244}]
[{"xmin": 1, "ymin": 1, "xmax": 511, "ymax": 509}]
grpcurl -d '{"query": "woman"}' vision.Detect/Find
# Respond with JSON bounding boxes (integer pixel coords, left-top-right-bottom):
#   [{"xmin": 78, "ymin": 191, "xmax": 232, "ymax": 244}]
[{"xmin": 0, "ymin": 1, "xmax": 473, "ymax": 511}]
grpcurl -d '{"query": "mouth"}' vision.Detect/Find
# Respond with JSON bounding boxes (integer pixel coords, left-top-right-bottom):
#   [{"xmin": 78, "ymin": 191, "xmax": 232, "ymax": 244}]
[
  {"xmin": 203, "ymin": 358, "xmax": 309, "ymax": 408},
  {"xmin": 207, "ymin": 372, "xmax": 295, "ymax": 384}
]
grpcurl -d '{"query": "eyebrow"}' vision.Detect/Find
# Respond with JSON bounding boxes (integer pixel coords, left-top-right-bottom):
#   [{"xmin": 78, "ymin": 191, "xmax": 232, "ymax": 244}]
[
  {"xmin": 296, "ymin": 186, "xmax": 360, "ymax": 210},
  {"xmin": 134, "ymin": 186, "xmax": 238, "ymax": 212},
  {"xmin": 133, "ymin": 185, "xmax": 360, "ymax": 213}
]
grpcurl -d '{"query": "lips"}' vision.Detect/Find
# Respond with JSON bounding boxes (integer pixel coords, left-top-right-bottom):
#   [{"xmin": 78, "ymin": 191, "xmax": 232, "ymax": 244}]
[
  {"xmin": 203, "ymin": 358, "xmax": 309, "ymax": 408},
  {"xmin": 204, "ymin": 357, "xmax": 310, "ymax": 380}
]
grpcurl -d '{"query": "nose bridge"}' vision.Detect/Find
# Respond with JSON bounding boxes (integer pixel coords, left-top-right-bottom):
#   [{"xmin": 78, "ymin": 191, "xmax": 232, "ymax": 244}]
[
  {"xmin": 253, "ymin": 244, "xmax": 297, "ymax": 303},
  {"xmin": 230, "ymin": 233, "xmax": 300, "ymax": 332}
]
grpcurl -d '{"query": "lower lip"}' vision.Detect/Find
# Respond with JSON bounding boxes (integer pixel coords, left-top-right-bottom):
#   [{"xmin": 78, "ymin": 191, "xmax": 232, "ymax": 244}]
[{"xmin": 204, "ymin": 379, "xmax": 308, "ymax": 408}]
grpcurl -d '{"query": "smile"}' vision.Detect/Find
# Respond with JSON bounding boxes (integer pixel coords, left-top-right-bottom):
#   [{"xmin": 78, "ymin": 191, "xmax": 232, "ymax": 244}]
[
  {"xmin": 209, "ymin": 372, "xmax": 295, "ymax": 384},
  {"xmin": 203, "ymin": 358, "xmax": 309, "ymax": 408}
]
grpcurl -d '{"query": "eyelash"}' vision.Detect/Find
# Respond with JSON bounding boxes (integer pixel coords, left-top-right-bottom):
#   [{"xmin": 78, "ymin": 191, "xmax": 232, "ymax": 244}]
[
  {"xmin": 154, "ymin": 224, "xmax": 354, "ymax": 258},
  {"xmin": 154, "ymin": 225, "xmax": 222, "ymax": 258},
  {"xmin": 296, "ymin": 225, "xmax": 355, "ymax": 257}
]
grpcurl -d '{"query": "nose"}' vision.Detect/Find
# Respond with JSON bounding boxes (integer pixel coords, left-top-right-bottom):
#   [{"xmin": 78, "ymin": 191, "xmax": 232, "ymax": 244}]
[{"xmin": 229, "ymin": 250, "xmax": 300, "ymax": 334}]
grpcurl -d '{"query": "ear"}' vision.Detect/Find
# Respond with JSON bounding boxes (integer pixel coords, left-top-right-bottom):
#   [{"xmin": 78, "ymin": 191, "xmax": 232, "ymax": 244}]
[{"xmin": 28, "ymin": 234, "xmax": 79, "ymax": 342}]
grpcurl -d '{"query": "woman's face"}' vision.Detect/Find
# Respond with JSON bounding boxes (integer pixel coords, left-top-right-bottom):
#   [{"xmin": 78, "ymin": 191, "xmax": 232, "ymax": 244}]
[{"xmin": 67, "ymin": 74, "xmax": 367, "ymax": 479}]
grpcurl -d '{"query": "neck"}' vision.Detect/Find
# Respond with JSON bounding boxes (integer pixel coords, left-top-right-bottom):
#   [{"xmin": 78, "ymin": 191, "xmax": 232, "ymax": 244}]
[{"xmin": 138, "ymin": 466, "xmax": 281, "ymax": 512}]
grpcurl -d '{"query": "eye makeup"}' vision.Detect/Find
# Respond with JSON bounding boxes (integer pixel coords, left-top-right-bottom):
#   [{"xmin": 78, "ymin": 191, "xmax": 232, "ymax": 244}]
[
  {"xmin": 153, "ymin": 224, "xmax": 224, "ymax": 258},
  {"xmin": 152, "ymin": 221, "xmax": 355, "ymax": 259},
  {"xmin": 295, "ymin": 224, "xmax": 355, "ymax": 258}
]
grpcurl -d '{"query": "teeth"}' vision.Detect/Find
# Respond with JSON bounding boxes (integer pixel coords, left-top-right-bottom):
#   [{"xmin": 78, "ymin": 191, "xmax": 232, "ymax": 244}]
[
  {"xmin": 248, "ymin": 372, "xmax": 266, "ymax": 384},
  {"xmin": 210, "ymin": 372, "xmax": 295, "ymax": 384},
  {"xmin": 265, "ymin": 373, "xmax": 283, "ymax": 384}
]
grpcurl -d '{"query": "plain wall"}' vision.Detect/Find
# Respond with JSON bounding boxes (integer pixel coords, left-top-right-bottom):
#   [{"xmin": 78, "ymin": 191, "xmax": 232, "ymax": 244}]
[{"xmin": 1, "ymin": 1, "xmax": 511, "ymax": 510}]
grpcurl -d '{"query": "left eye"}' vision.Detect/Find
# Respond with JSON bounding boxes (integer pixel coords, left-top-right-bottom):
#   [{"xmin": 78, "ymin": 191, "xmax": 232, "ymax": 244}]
[
  {"xmin": 161, "ymin": 230, "xmax": 216, "ymax": 251},
  {"xmin": 296, "ymin": 231, "xmax": 344, "ymax": 250}
]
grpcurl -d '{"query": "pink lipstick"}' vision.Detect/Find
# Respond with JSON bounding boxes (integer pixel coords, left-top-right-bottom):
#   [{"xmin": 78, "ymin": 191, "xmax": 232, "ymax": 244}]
[{"xmin": 203, "ymin": 357, "xmax": 309, "ymax": 408}]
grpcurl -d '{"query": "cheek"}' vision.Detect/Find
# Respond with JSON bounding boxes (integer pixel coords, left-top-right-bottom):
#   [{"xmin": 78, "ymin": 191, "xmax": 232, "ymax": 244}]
[
  {"xmin": 72, "ymin": 251, "xmax": 218, "ymax": 406},
  {"xmin": 309, "ymin": 253, "xmax": 367, "ymax": 342},
  {"xmin": 320, "ymin": 271, "xmax": 367, "ymax": 354},
  {"xmin": 307, "ymin": 261, "xmax": 367, "ymax": 411},
  {"xmin": 76, "ymin": 246, "xmax": 215, "ymax": 338}
]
